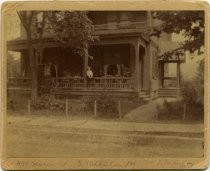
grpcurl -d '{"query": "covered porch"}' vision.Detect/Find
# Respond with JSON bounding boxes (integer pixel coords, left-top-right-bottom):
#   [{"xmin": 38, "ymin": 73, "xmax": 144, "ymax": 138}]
[{"xmin": 7, "ymin": 33, "xmax": 151, "ymax": 97}]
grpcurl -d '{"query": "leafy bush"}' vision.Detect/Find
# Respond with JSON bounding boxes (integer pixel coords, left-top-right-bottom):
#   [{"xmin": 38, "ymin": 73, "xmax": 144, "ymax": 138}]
[
  {"xmin": 97, "ymin": 93, "xmax": 118, "ymax": 118},
  {"xmin": 31, "ymin": 94, "xmax": 65, "ymax": 111},
  {"xmin": 7, "ymin": 93, "xmax": 30, "ymax": 111},
  {"xmin": 157, "ymin": 98, "xmax": 203, "ymax": 121},
  {"xmin": 83, "ymin": 93, "xmax": 118, "ymax": 118},
  {"xmin": 180, "ymin": 80, "xmax": 204, "ymax": 120},
  {"xmin": 157, "ymin": 99, "xmax": 184, "ymax": 120},
  {"xmin": 181, "ymin": 81, "xmax": 198, "ymax": 105}
]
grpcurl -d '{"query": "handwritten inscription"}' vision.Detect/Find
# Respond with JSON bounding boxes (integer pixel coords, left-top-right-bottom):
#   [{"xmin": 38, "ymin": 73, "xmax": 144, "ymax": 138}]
[
  {"xmin": 15, "ymin": 159, "xmax": 193, "ymax": 169},
  {"xmin": 156, "ymin": 160, "xmax": 194, "ymax": 168},
  {"xmin": 17, "ymin": 161, "xmax": 28, "ymax": 167},
  {"xmin": 77, "ymin": 160, "xmax": 136, "ymax": 168},
  {"xmin": 17, "ymin": 161, "xmax": 54, "ymax": 168}
]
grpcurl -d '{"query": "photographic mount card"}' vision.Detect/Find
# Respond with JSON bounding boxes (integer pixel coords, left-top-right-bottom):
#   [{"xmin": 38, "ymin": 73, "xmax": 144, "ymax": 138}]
[{"xmin": 1, "ymin": 1, "xmax": 209, "ymax": 170}]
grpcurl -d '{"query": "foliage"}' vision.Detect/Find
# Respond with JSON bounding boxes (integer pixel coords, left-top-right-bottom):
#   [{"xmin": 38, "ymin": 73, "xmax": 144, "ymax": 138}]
[
  {"xmin": 181, "ymin": 58, "xmax": 204, "ymax": 105},
  {"xmin": 157, "ymin": 98, "xmax": 203, "ymax": 121},
  {"xmin": 83, "ymin": 93, "xmax": 118, "ymax": 118},
  {"xmin": 17, "ymin": 11, "xmax": 94, "ymax": 99},
  {"xmin": 7, "ymin": 93, "xmax": 30, "ymax": 111},
  {"xmin": 157, "ymin": 100, "xmax": 184, "ymax": 120},
  {"xmin": 151, "ymin": 11, "xmax": 204, "ymax": 58},
  {"xmin": 31, "ymin": 94, "xmax": 65, "ymax": 111},
  {"xmin": 128, "ymin": 93, "xmax": 147, "ymax": 106},
  {"xmin": 48, "ymin": 11, "xmax": 94, "ymax": 57},
  {"xmin": 181, "ymin": 81, "xmax": 198, "ymax": 105},
  {"xmin": 193, "ymin": 59, "xmax": 204, "ymax": 105}
]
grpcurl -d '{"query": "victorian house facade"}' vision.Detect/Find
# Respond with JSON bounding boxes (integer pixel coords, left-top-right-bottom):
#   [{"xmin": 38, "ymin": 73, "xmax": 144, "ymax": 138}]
[{"xmin": 7, "ymin": 11, "xmax": 184, "ymax": 98}]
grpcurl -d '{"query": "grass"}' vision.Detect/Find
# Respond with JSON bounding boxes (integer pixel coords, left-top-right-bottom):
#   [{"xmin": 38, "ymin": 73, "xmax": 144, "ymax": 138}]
[{"xmin": 157, "ymin": 99, "xmax": 204, "ymax": 122}]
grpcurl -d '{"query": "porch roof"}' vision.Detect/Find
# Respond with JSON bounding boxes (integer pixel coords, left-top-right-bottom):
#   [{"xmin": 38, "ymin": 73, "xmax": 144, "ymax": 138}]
[{"xmin": 7, "ymin": 31, "xmax": 151, "ymax": 51}]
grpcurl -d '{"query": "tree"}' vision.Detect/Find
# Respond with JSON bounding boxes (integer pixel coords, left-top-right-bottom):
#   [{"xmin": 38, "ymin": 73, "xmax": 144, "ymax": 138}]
[
  {"xmin": 17, "ymin": 11, "xmax": 94, "ymax": 99},
  {"xmin": 151, "ymin": 11, "xmax": 204, "ymax": 59},
  {"xmin": 48, "ymin": 11, "xmax": 94, "ymax": 77},
  {"xmin": 48, "ymin": 11, "xmax": 94, "ymax": 55},
  {"xmin": 17, "ymin": 11, "xmax": 39, "ymax": 100}
]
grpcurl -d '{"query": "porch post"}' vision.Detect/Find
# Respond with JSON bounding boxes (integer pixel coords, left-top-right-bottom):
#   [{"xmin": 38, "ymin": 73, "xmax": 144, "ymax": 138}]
[
  {"xmin": 159, "ymin": 62, "xmax": 164, "ymax": 88},
  {"xmin": 134, "ymin": 41, "xmax": 140, "ymax": 92},
  {"xmin": 83, "ymin": 44, "xmax": 88, "ymax": 86},
  {"xmin": 177, "ymin": 62, "xmax": 181, "ymax": 88},
  {"xmin": 20, "ymin": 51, "xmax": 24, "ymax": 76}
]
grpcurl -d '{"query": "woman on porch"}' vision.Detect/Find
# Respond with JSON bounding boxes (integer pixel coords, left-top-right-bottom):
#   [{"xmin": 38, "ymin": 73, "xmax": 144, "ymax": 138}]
[{"xmin": 86, "ymin": 66, "xmax": 93, "ymax": 88}]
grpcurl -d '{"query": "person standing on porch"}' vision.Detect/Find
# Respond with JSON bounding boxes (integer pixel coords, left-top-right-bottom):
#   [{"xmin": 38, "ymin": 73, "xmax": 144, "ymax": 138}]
[
  {"xmin": 44, "ymin": 63, "xmax": 51, "ymax": 77},
  {"xmin": 86, "ymin": 66, "xmax": 93, "ymax": 88}
]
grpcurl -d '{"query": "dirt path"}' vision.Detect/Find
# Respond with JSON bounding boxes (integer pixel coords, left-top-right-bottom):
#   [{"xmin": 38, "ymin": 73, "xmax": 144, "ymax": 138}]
[{"xmin": 123, "ymin": 98, "xmax": 165, "ymax": 122}]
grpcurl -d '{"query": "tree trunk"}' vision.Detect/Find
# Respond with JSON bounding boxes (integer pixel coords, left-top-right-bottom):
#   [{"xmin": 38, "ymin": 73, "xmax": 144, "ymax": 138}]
[{"xmin": 28, "ymin": 42, "xmax": 38, "ymax": 101}]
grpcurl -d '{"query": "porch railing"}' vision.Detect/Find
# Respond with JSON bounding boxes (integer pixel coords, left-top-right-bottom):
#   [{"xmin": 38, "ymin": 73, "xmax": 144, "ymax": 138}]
[
  {"xmin": 50, "ymin": 77, "xmax": 85, "ymax": 90},
  {"xmin": 92, "ymin": 77, "xmax": 134, "ymax": 89},
  {"xmin": 50, "ymin": 76, "xmax": 134, "ymax": 90},
  {"xmin": 7, "ymin": 76, "xmax": 134, "ymax": 91}
]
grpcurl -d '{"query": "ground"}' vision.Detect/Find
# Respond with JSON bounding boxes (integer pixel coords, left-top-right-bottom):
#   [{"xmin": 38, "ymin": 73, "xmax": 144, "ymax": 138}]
[
  {"xmin": 5, "ymin": 97, "xmax": 204, "ymax": 158},
  {"xmin": 6, "ymin": 113, "xmax": 204, "ymax": 158}
]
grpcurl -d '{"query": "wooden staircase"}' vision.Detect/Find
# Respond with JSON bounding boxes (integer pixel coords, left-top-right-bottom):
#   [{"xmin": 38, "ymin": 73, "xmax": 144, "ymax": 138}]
[{"xmin": 158, "ymin": 88, "xmax": 180, "ymax": 97}]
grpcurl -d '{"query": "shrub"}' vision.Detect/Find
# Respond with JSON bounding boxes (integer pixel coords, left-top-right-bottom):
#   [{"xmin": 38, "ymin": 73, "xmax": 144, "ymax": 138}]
[
  {"xmin": 83, "ymin": 93, "xmax": 118, "ymax": 118},
  {"xmin": 7, "ymin": 93, "xmax": 30, "ymax": 111},
  {"xmin": 181, "ymin": 80, "xmax": 204, "ymax": 120},
  {"xmin": 31, "ymin": 94, "xmax": 65, "ymax": 111},
  {"xmin": 128, "ymin": 93, "xmax": 147, "ymax": 106},
  {"xmin": 157, "ymin": 99, "xmax": 184, "ymax": 120}
]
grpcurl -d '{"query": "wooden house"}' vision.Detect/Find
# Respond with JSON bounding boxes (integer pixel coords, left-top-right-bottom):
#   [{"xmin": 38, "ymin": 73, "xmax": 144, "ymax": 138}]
[{"xmin": 7, "ymin": 11, "xmax": 184, "ymax": 98}]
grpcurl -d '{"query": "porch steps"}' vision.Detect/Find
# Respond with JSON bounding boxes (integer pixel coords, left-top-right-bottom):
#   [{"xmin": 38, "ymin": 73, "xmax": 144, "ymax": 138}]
[
  {"xmin": 139, "ymin": 91, "xmax": 151, "ymax": 101},
  {"xmin": 158, "ymin": 88, "xmax": 180, "ymax": 97}
]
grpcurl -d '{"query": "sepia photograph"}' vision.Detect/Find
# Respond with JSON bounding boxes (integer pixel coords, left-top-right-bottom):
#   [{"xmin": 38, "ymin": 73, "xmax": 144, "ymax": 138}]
[{"xmin": 1, "ymin": 1, "xmax": 209, "ymax": 170}]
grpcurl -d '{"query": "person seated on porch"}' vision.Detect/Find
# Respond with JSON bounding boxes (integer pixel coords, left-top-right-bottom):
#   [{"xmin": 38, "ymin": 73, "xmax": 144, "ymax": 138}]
[
  {"xmin": 86, "ymin": 66, "xmax": 93, "ymax": 87},
  {"xmin": 107, "ymin": 64, "xmax": 120, "ymax": 77},
  {"xmin": 63, "ymin": 71, "xmax": 71, "ymax": 78},
  {"xmin": 121, "ymin": 64, "xmax": 130, "ymax": 77},
  {"xmin": 74, "ymin": 73, "xmax": 82, "ymax": 79},
  {"xmin": 98, "ymin": 70, "xmax": 104, "ymax": 77},
  {"xmin": 44, "ymin": 63, "xmax": 51, "ymax": 77},
  {"xmin": 44, "ymin": 62, "xmax": 56, "ymax": 78}
]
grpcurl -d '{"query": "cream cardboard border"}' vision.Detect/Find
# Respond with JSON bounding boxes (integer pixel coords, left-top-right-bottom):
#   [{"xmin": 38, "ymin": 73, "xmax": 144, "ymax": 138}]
[{"xmin": 1, "ymin": 1, "xmax": 209, "ymax": 169}]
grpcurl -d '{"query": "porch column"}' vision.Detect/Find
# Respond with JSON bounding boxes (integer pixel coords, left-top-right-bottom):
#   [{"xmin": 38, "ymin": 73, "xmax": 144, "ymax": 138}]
[
  {"xmin": 133, "ymin": 41, "xmax": 140, "ymax": 92},
  {"xmin": 83, "ymin": 44, "xmax": 88, "ymax": 85},
  {"xmin": 177, "ymin": 62, "xmax": 181, "ymax": 88},
  {"xmin": 159, "ymin": 62, "xmax": 164, "ymax": 88},
  {"xmin": 20, "ymin": 51, "xmax": 24, "ymax": 76}
]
